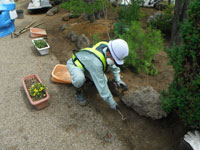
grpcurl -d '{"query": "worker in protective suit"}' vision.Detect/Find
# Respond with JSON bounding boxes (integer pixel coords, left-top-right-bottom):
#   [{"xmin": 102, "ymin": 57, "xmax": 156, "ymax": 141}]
[{"xmin": 66, "ymin": 39, "xmax": 129, "ymax": 110}]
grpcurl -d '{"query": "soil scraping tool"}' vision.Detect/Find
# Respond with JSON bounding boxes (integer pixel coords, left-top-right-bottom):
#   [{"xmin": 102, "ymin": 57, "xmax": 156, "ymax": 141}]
[
  {"xmin": 117, "ymin": 109, "xmax": 127, "ymax": 121},
  {"xmin": 14, "ymin": 21, "xmax": 36, "ymax": 37},
  {"xmin": 14, "ymin": 21, "xmax": 44, "ymax": 38}
]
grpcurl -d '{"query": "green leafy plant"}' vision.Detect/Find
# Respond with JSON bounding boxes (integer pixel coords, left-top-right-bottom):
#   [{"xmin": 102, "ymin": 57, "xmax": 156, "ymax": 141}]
[
  {"xmin": 34, "ymin": 39, "xmax": 47, "ymax": 49},
  {"xmin": 113, "ymin": 21, "xmax": 129, "ymax": 38},
  {"xmin": 60, "ymin": 0, "xmax": 86, "ymax": 15},
  {"xmin": 29, "ymin": 83, "xmax": 47, "ymax": 100},
  {"xmin": 121, "ymin": 21, "xmax": 163, "ymax": 75},
  {"xmin": 148, "ymin": 5, "xmax": 174, "ymax": 36},
  {"xmin": 161, "ymin": 0, "xmax": 200, "ymax": 126},
  {"xmin": 86, "ymin": 0, "xmax": 104, "ymax": 15},
  {"xmin": 92, "ymin": 33, "xmax": 101, "ymax": 45},
  {"xmin": 113, "ymin": 0, "xmax": 142, "ymax": 38},
  {"xmin": 117, "ymin": 0, "xmax": 142, "ymax": 25},
  {"xmin": 60, "ymin": 0, "xmax": 104, "ymax": 15}
]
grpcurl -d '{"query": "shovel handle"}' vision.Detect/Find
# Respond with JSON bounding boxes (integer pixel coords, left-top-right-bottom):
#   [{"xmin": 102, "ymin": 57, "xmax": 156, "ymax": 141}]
[
  {"xmin": 20, "ymin": 22, "xmax": 44, "ymax": 34},
  {"xmin": 19, "ymin": 21, "xmax": 36, "ymax": 33},
  {"xmin": 32, "ymin": 22, "xmax": 45, "ymax": 28}
]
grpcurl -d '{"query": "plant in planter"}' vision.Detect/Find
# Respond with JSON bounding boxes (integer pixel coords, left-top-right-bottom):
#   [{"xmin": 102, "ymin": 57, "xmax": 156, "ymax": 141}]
[
  {"xmin": 32, "ymin": 38, "xmax": 50, "ymax": 55},
  {"xmin": 22, "ymin": 74, "xmax": 50, "ymax": 110},
  {"xmin": 29, "ymin": 82, "xmax": 47, "ymax": 100},
  {"xmin": 34, "ymin": 39, "xmax": 47, "ymax": 48}
]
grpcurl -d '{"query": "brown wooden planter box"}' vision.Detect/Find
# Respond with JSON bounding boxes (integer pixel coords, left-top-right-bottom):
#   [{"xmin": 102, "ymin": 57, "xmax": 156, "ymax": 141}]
[{"xmin": 22, "ymin": 74, "xmax": 50, "ymax": 110}]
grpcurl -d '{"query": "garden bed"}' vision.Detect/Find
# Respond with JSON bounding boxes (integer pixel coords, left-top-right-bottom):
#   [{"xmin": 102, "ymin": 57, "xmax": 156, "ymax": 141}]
[{"xmin": 37, "ymin": 7, "xmax": 186, "ymax": 149}]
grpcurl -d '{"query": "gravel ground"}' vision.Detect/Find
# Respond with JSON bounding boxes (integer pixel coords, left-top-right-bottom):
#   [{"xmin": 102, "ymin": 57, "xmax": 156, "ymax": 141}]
[
  {"xmin": 0, "ymin": 1, "xmax": 188, "ymax": 150},
  {"xmin": 0, "ymin": 3, "xmax": 127, "ymax": 150}
]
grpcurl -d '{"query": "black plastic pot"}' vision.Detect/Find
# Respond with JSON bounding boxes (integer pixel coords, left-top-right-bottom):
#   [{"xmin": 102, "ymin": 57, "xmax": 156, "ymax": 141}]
[
  {"xmin": 16, "ymin": 10, "xmax": 24, "ymax": 19},
  {"xmin": 88, "ymin": 14, "xmax": 95, "ymax": 23}
]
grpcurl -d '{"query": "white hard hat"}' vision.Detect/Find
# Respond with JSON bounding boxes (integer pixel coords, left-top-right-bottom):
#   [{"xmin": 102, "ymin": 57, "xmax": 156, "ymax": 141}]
[{"xmin": 108, "ymin": 39, "xmax": 129, "ymax": 65}]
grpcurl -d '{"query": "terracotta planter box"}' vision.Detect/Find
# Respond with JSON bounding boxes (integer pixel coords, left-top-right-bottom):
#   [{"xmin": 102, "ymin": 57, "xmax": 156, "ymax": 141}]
[
  {"xmin": 30, "ymin": 28, "xmax": 47, "ymax": 38},
  {"xmin": 22, "ymin": 74, "xmax": 50, "ymax": 110}
]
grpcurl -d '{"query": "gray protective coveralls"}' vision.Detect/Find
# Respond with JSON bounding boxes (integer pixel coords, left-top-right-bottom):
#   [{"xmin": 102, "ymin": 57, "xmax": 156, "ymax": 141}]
[{"xmin": 66, "ymin": 47, "xmax": 121, "ymax": 109}]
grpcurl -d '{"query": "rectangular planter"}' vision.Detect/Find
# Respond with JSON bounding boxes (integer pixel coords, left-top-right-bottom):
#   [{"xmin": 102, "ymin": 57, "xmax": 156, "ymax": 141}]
[
  {"xmin": 32, "ymin": 38, "xmax": 50, "ymax": 56},
  {"xmin": 22, "ymin": 74, "xmax": 50, "ymax": 110},
  {"xmin": 51, "ymin": 64, "xmax": 72, "ymax": 84},
  {"xmin": 30, "ymin": 27, "xmax": 47, "ymax": 38}
]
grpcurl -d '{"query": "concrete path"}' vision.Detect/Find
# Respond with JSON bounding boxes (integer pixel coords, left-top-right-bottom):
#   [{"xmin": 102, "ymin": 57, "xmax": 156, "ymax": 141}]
[{"xmin": 0, "ymin": 3, "xmax": 127, "ymax": 150}]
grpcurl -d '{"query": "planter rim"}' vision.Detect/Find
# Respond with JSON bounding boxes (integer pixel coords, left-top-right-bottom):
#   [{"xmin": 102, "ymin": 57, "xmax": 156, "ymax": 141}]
[
  {"xmin": 22, "ymin": 74, "xmax": 50, "ymax": 105},
  {"xmin": 51, "ymin": 64, "xmax": 72, "ymax": 84},
  {"xmin": 32, "ymin": 38, "xmax": 50, "ymax": 51}
]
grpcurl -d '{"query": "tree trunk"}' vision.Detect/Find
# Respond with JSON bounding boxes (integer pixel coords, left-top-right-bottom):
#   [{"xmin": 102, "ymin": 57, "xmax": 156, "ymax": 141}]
[
  {"xmin": 168, "ymin": 0, "xmax": 171, "ymax": 5},
  {"xmin": 170, "ymin": 0, "xmax": 190, "ymax": 47}
]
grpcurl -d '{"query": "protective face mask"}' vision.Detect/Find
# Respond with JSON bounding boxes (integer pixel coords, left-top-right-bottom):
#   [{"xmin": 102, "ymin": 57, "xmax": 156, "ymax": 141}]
[{"xmin": 106, "ymin": 58, "xmax": 115, "ymax": 66}]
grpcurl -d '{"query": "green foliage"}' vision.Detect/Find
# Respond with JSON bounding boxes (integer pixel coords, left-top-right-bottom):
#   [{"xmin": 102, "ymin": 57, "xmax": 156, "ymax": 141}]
[
  {"xmin": 60, "ymin": 0, "xmax": 104, "ymax": 15},
  {"xmin": 161, "ymin": 0, "xmax": 200, "ymax": 126},
  {"xmin": 113, "ymin": 21, "xmax": 129, "ymax": 38},
  {"xmin": 92, "ymin": 33, "xmax": 101, "ymax": 45},
  {"xmin": 29, "ymin": 83, "xmax": 47, "ymax": 100},
  {"xmin": 113, "ymin": 0, "xmax": 142, "ymax": 38},
  {"xmin": 60, "ymin": 0, "xmax": 86, "ymax": 15},
  {"xmin": 121, "ymin": 21, "xmax": 163, "ymax": 75},
  {"xmin": 117, "ymin": 0, "xmax": 142, "ymax": 25},
  {"xmin": 34, "ymin": 39, "xmax": 47, "ymax": 49},
  {"xmin": 148, "ymin": 5, "xmax": 174, "ymax": 36}
]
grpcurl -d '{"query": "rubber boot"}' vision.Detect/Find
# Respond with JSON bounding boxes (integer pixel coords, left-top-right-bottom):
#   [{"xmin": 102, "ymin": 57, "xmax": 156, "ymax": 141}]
[{"xmin": 75, "ymin": 88, "xmax": 87, "ymax": 106}]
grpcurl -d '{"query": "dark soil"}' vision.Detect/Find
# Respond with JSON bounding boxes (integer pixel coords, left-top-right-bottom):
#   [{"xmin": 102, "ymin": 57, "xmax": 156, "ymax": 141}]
[
  {"xmin": 31, "ymin": 7, "xmax": 187, "ymax": 150},
  {"xmin": 25, "ymin": 78, "xmax": 38, "ymax": 90}
]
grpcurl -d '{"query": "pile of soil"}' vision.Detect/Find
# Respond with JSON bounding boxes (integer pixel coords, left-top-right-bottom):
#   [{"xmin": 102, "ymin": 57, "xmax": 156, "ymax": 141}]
[{"xmin": 25, "ymin": 78, "xmax": 38, "ymax": 90}]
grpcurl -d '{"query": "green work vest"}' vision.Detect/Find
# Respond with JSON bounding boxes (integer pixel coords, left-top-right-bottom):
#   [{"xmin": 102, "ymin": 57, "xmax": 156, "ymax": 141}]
[{"xmin": 72, "ymin": 41, "xmax": 108, "ymax": 72}]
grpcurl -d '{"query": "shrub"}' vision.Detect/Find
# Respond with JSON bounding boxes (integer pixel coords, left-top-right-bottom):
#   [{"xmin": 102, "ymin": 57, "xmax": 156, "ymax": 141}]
[
  {"xmin": 60, "ymin": 0, "xmax": 86, "ymax": 15},
  {"xmin": 161, "ymin": 0, "xmax": 200, "ymax": 126},
  {"xmin": 60, "ymin": 0, "xmax": 104, "ymax": 15},
  {"xmin": 113, "ymin": 21, "xmax": 129, "ymax": 38},
  {"xmin": 113, "ymin": 0, "xmax": 142, "ymax": 38},
  {"xmin": 117, "ymin": 0, "xmax": 142, "ymax": 25},
  {"xmin": 148, "ymin": 5, "xmax": 174, "ymax": 36},
  {"xmin": 121, "ymin": 21, "xmax": 163, "ymax": 75}
]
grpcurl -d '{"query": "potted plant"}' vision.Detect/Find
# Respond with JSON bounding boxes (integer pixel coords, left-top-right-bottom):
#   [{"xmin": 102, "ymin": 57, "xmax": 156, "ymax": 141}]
[
  {"xmin": 32, "ymin": 38, "xmax": 50, "ymax": 55},
  {"xmin": 22, "ymin": 74, "xmax": 50, "ymax": 110}
]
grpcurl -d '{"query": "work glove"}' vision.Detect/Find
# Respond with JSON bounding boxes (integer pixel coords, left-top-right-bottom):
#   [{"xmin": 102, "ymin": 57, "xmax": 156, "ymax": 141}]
[
  {"xmin": 184, "ymin": 130, "xmax": 200, "ymax": 150},
  {"xmin": 116, "ymin": 80, "xmax": 128, "ymax": 90},
  {"xmin": 110, "ymin": 102, "xmax": 119, "ymax": 111}
]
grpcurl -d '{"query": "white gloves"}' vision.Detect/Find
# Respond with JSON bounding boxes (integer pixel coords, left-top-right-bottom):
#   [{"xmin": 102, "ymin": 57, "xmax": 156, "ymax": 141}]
[
  {"xmin": 109, "ymin": 80, "xmax": 128, "ymax": 110},
  {"xmin": 110, "ymin": 102, "xmax": 118, "ymax": 110},
  {"xmin": 116, "ymin": 80, "xmax": 128, "ymax": 89},
  {"xmin": 184, "ymin": 130, "xmax": 200, "ymax": 150}
]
